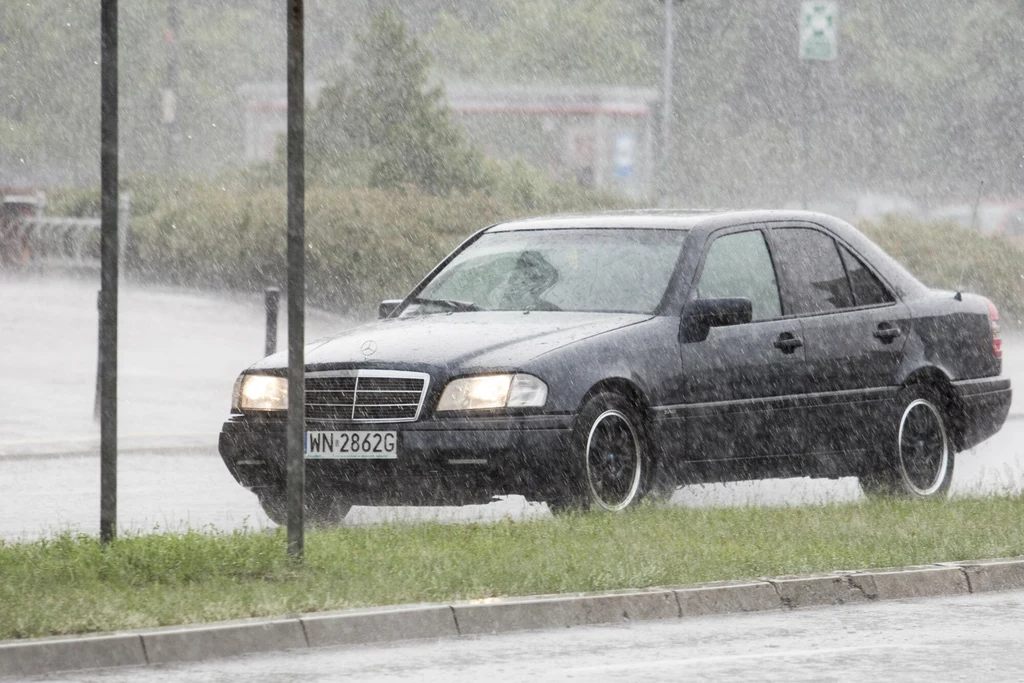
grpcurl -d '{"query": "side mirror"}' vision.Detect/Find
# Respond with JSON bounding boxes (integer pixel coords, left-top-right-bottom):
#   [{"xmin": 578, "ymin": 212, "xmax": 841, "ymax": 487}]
[
  {"xmin": 378, "ymin": 299, "xmax": 402, "ymax": 319},
  {"xmin": 679, "ymin": 297, "xmax": 753, "ymax": 343}
]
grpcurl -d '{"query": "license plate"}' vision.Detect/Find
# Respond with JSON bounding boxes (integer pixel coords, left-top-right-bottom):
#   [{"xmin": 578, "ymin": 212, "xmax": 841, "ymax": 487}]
[{"xmin": 304, "ymin": 431, "xmax": 398, "ymax": 459}]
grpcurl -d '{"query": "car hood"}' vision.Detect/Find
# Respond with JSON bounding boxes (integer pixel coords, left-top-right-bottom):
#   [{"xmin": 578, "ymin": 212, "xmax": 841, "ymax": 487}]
[{"xmin": 250, "ymin": 311, "xmax": 651, "ymax": 373}]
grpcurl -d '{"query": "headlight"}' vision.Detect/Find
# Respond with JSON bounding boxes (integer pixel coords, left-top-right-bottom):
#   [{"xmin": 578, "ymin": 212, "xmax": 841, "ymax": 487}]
[
  {"xmin": 436, "ymin": 373, "xmax": 547, "ymax": 412},
  {"xmin": 232, "ymin": 374, "xmax": 288, "ymax": 411}
]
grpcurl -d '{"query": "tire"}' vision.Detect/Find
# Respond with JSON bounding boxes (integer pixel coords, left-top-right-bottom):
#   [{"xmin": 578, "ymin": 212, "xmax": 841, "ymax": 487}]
[
  {"xmin": 859, "ymin": 385, "xmax": 955, "ymax": 499},
  {"xmin": 254, "ymin": 487, "xmax": 353, "ymax": 527},
  {"xmin": 645, "ymin": 462, "xmax": 678, "ymax": 504},
  {"xmin": 549, "ymin": 392, "xmax": 654, "ymax": 513}
]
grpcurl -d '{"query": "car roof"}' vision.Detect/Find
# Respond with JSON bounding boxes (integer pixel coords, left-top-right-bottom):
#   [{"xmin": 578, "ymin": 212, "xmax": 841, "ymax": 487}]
[
  {"xmin": 486, "ymin": 209, "xmax": 844, "ymax": 232},
  {"xmin": 485, "ymin": 209, "xmax": 930, "ymax": 300}
]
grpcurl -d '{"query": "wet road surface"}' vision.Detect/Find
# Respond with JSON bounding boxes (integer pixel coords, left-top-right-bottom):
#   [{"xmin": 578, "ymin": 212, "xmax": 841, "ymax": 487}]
[
  {"xmin": 34, "ymin": 589, "xmax": 1024, "ymax": 682},
  {"xmin": 2, "ymin": 274, "xmax": 1023, "ymax": 541},
  {"xmin": 1, "ymin": 273, "xmax": 349, "ymax": 456}
]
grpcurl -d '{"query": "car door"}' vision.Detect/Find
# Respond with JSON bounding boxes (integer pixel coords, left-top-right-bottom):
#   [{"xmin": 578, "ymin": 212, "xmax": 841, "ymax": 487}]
[
  {"xmin": 678, "ymin": 227, "xmax": 807, "ymax": 461},
  {"xmin": 768, "ymin": 225, "xmax": 910, "ymax": 461}
]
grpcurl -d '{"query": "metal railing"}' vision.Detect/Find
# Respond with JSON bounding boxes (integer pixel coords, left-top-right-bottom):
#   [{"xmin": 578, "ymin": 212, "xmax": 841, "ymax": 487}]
[{"xmin": 6, "ymin": 194, "xmax": 129, "ymax": 271}]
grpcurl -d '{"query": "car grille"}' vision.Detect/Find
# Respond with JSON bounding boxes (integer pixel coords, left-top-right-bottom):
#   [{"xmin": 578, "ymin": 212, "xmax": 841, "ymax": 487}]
[{"xmin": 305, "ymin": 372, "xmax": 428, "ymax": 422}]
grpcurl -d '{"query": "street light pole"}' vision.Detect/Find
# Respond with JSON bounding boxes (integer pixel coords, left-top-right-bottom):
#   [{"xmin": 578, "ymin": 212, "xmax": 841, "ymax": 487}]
[
  {"xmin": 659, "ymin": 0, "xmax": 678, "ymax": 204},
  {"xmin": 164, "ymin": 0, "xmax": 180, "ymax": 171},
  {"xmin": 285, "ymin": 0, "xmax": 306, "ymax": 559}
]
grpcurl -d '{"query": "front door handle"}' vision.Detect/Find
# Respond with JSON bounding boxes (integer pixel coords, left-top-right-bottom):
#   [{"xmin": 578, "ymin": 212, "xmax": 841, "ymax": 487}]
[
  {"xmin": 774, "ymin": 332, "xmax": 803, "ymax": 354},
  {"xmin": 873, "ymin": 323, "xmax": 902, "ymax": 344}
]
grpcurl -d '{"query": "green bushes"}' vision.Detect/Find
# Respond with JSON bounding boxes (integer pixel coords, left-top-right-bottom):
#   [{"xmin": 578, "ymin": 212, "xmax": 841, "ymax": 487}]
[
  {"xmin": 128, "ymin": 183, "xmax": 625, "ymax": 314},
  {"xmin": 49, "ymin": 182, "xmax": 1024, "ymax": 324}
]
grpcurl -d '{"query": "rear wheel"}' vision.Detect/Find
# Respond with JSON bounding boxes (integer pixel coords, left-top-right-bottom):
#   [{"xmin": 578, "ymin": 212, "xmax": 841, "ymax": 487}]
[
  {"xmin": 859, "ymin": 386, "xmax": 954, "ymax": 499},
  {"xmin": 549, "ymin": 392, "xmax": 654, "ymax": 513}
]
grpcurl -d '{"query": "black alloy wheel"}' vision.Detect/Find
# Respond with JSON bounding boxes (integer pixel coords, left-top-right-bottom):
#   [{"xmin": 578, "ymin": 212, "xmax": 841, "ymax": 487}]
[
  {"xmin": 550, "ymin": 392, "xmax": 655, "ymax": 513},
  {"xmin": 859, "ymin": 386, "xmax": 954, "ymax": 499}
]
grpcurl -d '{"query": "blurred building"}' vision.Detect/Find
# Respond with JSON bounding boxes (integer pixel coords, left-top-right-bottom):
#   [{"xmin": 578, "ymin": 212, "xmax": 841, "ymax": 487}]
[
  {"xmin": 446, "ymin": 83, "xmax": 659, "ymax": 198},
  {"xmin": 236, "ymin": 81, "xmax": 327, "ymax": 162},
  {"xmin": 237, "ymin": 80, "xmax": 659, "ymax": 197}
]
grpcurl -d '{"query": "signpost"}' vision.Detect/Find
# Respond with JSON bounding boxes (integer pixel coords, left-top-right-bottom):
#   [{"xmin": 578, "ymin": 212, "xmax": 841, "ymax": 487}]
[
  {"xmin": 798, "ymin": 2, "xmax": 837, "ymax": 209},
  {"xmin": 164, "ymin": 0, "xmax": 181, "ymax": 170},
  {"xmin": 659, "ymin": 0, "xmax": 675, "ymax": 203},
  {"xmin": 658, "ymin": 0, "xmax": 685, "ymax": 204},
  {"xmin": 286, "ymin": 0, "xmax": 306, "ymax": 559},
  {"xmin": 99, "ymin": 0, "xmax": 119, "ymax": 545},
  {"xmin": 799, "ymin": 2, "xmax": 838, "ymax": 61},
  {"xmin": 93, "ymin": 0, "xmax": 307, "ymax": 555}
]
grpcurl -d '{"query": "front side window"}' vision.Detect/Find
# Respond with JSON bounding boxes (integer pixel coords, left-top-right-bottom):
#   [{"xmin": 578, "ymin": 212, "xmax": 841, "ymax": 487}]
[
  {"xmin": 406, "ymin": 228, "xmax": 688, "ymax": 315},
  {"xmin": 696, "ymin": 230, "xmax": 781, "ymax": 321},
  {"xmin": 772, "ymin": 228, "xmax": 854, "ymax": 314}
]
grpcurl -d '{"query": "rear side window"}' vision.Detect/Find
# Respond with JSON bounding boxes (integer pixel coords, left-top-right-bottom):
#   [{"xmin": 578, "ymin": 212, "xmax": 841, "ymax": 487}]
[
  {"xmin": 839, "ymin": 245, "xmax": 894, "ymax": 306},
  {"xmin": 772, "ymin": 228, "xmax": 854, "ymax": 314},
  {"xmin": 696, "ymin": 230, "xmax": 781, "ymax": 321}
]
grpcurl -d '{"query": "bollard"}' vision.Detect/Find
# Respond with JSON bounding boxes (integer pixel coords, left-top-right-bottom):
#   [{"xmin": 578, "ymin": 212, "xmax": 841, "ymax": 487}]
[{"xmin": 265, "ymin": 287, "xmax": 280, "ymax": 356}]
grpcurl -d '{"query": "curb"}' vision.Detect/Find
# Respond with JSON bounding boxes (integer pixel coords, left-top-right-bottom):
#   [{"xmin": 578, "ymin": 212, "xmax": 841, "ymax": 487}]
[{"xmin": 2, "ymin": 557, "xmax": 1023, "ymax": 679}]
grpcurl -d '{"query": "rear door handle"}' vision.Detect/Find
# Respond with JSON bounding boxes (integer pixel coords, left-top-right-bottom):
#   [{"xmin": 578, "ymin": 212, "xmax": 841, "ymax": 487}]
[
  {"xmin": 873, "ymin": 323, "xmax": 902, "ymax": 343},
  {"xmin": 774, "ymin": 332, "xmax": 803, "ymax": 354}
]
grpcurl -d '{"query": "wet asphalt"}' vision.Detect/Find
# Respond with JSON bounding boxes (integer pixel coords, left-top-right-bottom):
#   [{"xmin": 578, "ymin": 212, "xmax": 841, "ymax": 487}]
[{"xmin": 2, "ymin": 273, "xmax": 1024, "ymax": 540}]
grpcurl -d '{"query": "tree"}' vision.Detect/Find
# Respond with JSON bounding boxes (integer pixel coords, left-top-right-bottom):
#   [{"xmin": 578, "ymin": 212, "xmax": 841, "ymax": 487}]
[
  {"xmin": 308, "ymin": 9, "xmax": 485, "ymax": 196},
  {"xmin": 0, "ymin": 0, "xmax": 287, "ymax": 184},
  {"xmin": 423, "ymin": 0, "xmax": 658, "ymax": 86}
]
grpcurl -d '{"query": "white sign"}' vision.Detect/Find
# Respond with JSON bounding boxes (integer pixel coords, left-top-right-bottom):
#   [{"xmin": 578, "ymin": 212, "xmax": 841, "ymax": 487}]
[
  {"xmin": 162, "ymin": 89, "xmax": 177, "ymax": 124},
  {"xmin": 613, "ymin": 133, "xmax": 636, "ymax": 180},
  {"xmin": 800, "ymin": 2, "xmax": 838, "ymax": 61}
]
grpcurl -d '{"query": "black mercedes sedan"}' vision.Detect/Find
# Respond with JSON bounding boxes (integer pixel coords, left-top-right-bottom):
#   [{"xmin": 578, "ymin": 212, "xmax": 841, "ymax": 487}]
[{"xmin": 219, "ymin": 210, "xmax": 1012, "ymax": 523}]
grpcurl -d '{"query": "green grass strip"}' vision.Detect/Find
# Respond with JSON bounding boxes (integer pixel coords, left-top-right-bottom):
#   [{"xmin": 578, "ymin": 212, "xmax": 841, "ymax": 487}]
[{"xmin": 3, "ymin": 495, "xmax": 1024, "ymax": 640}]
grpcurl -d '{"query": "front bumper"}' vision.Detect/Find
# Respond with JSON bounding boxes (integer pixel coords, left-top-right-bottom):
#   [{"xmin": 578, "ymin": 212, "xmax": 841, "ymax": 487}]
[
  {"xmin": 218, "ymin": 414, "xmax": 574, "ymax": 503},
  {"xmin": 952, "ymin": 377, "xmax": 1012, "ymax": 450}
]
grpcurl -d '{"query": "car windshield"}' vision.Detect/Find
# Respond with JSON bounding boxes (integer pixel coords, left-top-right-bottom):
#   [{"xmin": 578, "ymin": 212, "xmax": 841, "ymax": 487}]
[{"xmin": 404, "ymin": 228, "xmax": 687, "ymax": 315}]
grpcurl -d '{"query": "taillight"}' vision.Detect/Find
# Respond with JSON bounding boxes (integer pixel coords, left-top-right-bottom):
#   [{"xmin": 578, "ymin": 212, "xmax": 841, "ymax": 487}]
[{"xmin": 987, "ymin": 299, "xmax": 1002, "ymax": 359}]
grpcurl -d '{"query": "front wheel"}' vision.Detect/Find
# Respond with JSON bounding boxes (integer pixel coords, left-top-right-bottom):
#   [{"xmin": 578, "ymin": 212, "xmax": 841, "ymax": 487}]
[
  {"xmin": 550, "ymin": 392, "xmax": 653, "ymax": 513},
  {"xmin": 254, "ymin": 487, "xmax": 353, "ymax": 526},
  {"xmin": 859, "ymin": 387, "xmax": 954, "ymax": 499}
]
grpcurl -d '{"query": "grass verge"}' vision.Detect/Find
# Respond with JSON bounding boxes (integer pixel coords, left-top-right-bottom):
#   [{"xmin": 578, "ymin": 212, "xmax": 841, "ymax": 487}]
[{"xmin": 3, "ymin": 495, "xmax": 1024, "ymax": 640}]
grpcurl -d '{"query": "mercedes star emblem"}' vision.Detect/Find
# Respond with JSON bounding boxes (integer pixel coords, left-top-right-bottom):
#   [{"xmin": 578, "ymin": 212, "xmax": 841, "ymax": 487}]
[{"xmin": 360, "ymin": 340, "xmax": 378, "ymax": 356}]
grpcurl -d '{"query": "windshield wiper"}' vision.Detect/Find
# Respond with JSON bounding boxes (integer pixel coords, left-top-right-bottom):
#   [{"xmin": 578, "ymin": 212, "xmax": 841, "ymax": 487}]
[{"xmin": 408, "ymin": 297, "xmax": 481, "ymax": 312}]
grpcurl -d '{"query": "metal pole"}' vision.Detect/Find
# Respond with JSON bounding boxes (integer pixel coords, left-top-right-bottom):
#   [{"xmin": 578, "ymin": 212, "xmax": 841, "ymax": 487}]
[
  {"xmin": 99, "ymin": 0, "xmax": 119, "ymax": 545},
  {"xmin": 118, "ymin": 192, "xmax": 130, "ymax": 278},
  {"xmin": 970, "ymin": 179, "xmax": 985, "ymax": 233},
  {"xmin": 94, "ymin": 291, "xmax": 101, "ymax": 422},
  {"xmin": 264, "ymin": 287, "xmax": 280, "ymax": 356},
  {"xmin": 659, "ymin": 0, "xmax": 675, "ymax": 204},
  {"xmin": 801, "ymin": 64, "xmax": 811, "ymax": 210},
  {"xmin": 286, "ymin": 0, "xmax": 306, "ymax": 559},
  {"xmin": 164, "ymin": 0, "xmax": 180, "ymax": 171}
]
